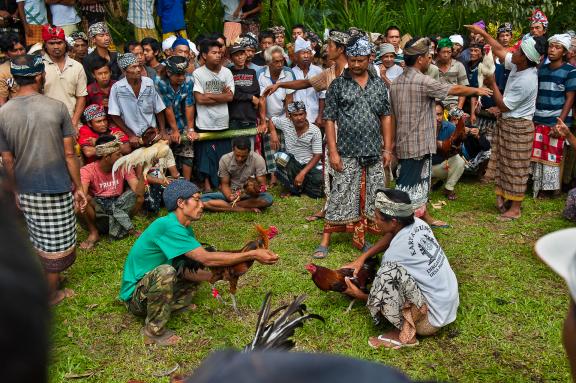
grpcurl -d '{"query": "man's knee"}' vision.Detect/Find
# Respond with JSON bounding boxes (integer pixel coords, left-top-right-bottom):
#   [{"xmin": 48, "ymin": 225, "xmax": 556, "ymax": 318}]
[
  {"xmin": 257, "ymin": 192, "xmax": 274, "ymax": 207},
  {"xmin": 150, "ymin": 264, "xmax": 178, "ymax": 291}
]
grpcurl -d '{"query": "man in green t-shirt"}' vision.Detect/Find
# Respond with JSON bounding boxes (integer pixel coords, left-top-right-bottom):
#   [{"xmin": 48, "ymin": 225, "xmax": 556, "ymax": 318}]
[{"xmin": 119, "ymin": 179, "xmax": 279, "ymax": 346}]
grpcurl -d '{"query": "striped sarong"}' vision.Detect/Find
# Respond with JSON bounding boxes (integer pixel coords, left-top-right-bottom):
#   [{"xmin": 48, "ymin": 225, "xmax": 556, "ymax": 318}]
[
  {"xmin": 494, "ymin": 117, "xmax": 534, "ymax": 201},
  {"xmin": 18, "ymin": 192, "xmax": 77, "ymax": 273}
]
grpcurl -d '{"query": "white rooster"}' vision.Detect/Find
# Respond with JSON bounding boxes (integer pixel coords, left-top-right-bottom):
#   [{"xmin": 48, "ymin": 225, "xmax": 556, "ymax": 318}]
[
  {"xmin": 477, "ymin": 44, "xmax": 495, "ymax": 89},
  {"xmin": 111, "ymin": 140, "xmax": 172, "ymax": 183}
]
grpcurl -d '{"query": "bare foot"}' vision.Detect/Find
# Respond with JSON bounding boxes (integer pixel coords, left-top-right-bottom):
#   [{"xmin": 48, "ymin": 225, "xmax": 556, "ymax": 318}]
[
  {"xmin": 142, "ymin": 328, "xmax": 181, "ymax": 346},
  {"xmin": 79, "ymin": 234, "xmax": 99, "ymax": 250},
  {"xmin": 50, "ymin": 288, "xmax": 75, "ymax": 306}
]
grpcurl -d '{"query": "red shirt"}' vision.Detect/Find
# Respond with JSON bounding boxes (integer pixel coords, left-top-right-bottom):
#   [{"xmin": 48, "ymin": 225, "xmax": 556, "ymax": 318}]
[
  {"xmin": 80, "ymin": 161, "xmax": 136, "ymax": 198},
  {"xmin": 78, "ymin": 125, "xmax": 129, "ymax": 164},
  {"xmin": 87, "ymin": 80, "xmax": 116, "ymax": 109}
]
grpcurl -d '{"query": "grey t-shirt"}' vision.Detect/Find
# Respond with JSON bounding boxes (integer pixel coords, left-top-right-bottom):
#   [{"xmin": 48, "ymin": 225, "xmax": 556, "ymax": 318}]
[
  {"xmin": 0, "ymin": 94, "xmax": 75, "ymax": 193},
  {"xmin": 193, "ymin": 65, "xmax": 235, "ymax": 131}
]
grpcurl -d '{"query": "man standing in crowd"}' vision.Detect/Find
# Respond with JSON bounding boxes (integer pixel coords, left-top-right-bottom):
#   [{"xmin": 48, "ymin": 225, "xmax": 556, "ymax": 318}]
[
  {"xmin": 466, "ymin": 25, "xmax": 546, "ymax": 220},
  {"xmin": 69, "ymin": 31, "xmax": 89, "ymax": 63},
  {"xmin": 390, "ymin": 36, "xmax": 491, "ymax": 227},
  {"xmin": 42, "ymin": 25, "xmax": 87, "ymax": 130},
  {"xmin": 385, "ymin": 25, "xmax": 403, "ymax": 59},
  {"xmin": 375, "ymin": 43, "xmax": 403, "ymax": 87},
  {"xmin": 0, "ymin": 55, "xmax": 87, "ymax": 305},
  {"xmin": 0, "ymin": 33, "xmax": 25, "ymax": 105},
  {"xmin": 108, "ymin": 53, "xmax": 167, "ymax": 148},
  {"xmin": 292, "ymin": 36, "xmax": 325, "ymax": 126},
  {"xmin": 531, "ymin": 34, "xmax": 576, "ymax": 198},
  {"xmin": 238, "ymin": 32, "xmax": 262, "ymax": 71},
  {"xmin": 251, "ymin": 29, "xmax": 274, "ymax": 67},
  {"xmin": 79, "ymin": 135, "xmax": 145, "ymax": 249},
  {"xmin": 16, "ymin": 0, "xmax": 48, "ymax": 46},
  {"xmin": 86, "ymin": 56, "xmax": 115, "ymax": 110},
  {"xmin": 436, "ymin": 37, "xmax": 469, "ymax": 109},
  {"xmin": 228, "ymin": 41, "xmax": 260, "ymax": 135},
  {"xmin": 529, "ymin": 9, "xmax": 548, "ymax": 38},
  {"xmin": 83, "ymin": 22, "xmax": 121, "ymax": 83},
  {"xmin": 193, "ymin": 38, "xmax": 235, "ymax": 191},
  {"xmin": 271, "ymin": 101, "xmax": 323, "ymax": 198},
  {"xmin": 314, "ymin": 36, "xmax": 392, "ymax": 259},
  {"xmin": 127, "ymin": 0, "xmax": 158, "ymax": 41},
  {"xmin": 142, "ymin": 37, "xmax": 166, "ymax": 77},
  {"xmin": 156, "ymin": 55, "xmax": 197, "ymax": 181},
  {"xmin": 291, "ymin": 24, "xmax": 306, "ymax": 43}
]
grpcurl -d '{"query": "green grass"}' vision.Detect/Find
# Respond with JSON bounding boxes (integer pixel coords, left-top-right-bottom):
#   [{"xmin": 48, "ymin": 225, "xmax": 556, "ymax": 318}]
[{"xmin": 49, "ymin": 179, "xmax": 573, "ymax": 382}]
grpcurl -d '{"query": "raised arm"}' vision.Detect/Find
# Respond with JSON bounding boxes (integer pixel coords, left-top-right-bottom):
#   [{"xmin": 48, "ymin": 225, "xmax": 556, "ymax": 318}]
[{"xmin": 465, "ymin": 25, "xmax": 508, "ymax": 62}]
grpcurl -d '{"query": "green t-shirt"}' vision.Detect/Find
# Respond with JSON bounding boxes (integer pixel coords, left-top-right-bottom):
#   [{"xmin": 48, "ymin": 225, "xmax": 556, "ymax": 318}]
[{"xmin": 119, "ymin": 212, "xmax": 201, "ymax": 301}]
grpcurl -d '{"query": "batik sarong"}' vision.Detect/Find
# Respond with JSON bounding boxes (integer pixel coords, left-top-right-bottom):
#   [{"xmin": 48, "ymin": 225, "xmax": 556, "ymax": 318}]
[
  {"xmin": 93, "ymin": 190, "xmax": 136, "ymax": 239},
  {"xmin": 531, "ymin": 124, "xmax": 565, "ymax": 196},
  {"xmin": 275, "ymin": 152, "xmax": 323, "ymax": 198},
  {"xmin": 18, "ymin": 192, "xmax": 77, "ymax": 273},
  {"xmin": 395, "ymin": 155, "xmax": 432, "ymax": 217},
  {"xmin": 323, "ymin": 157, "xmax": 385, "ymax": 250}
]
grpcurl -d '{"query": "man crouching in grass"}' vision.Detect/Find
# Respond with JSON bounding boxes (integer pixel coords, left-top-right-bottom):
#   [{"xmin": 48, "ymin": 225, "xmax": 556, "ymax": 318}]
[{"xmin": 119, "ymin": 180, "xmax": 279, "ymax": 346}]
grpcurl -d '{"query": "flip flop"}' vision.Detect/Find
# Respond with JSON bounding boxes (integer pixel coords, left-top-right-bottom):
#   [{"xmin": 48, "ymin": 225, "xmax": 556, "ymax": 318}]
[
  {"xmin": 312, "ymin": 245, "xmax": 329, "ymax": 259},
  {"xmin": 141, "ymin": 328, "xmax": 181, "ymax": 346},
  {"xmin": 429, "ymin": 220, "xmax": 450, "ymax": 229},
  {"xmin": 368, "ymin": 335, "xmax": 419, "ymax": 350}
]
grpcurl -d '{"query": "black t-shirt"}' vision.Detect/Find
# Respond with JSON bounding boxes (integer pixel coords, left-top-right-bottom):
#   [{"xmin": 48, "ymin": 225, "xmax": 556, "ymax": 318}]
[
  {"xmin": 83, "ymin": 50, "xmax": 122, "ymax": 84},
  {"xmin": 229, "ymin": 67, "xmax": 260, "ymax": 124},
  {"xmin": 251, "ymin": 53, "xmax": 266, "ymax": 67}
]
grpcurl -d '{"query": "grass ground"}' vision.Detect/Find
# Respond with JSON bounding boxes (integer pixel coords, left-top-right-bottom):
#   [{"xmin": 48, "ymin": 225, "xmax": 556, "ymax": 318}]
[{"xmin": 49, "ymin": 179, "xmax": 573, "ymax": 382}]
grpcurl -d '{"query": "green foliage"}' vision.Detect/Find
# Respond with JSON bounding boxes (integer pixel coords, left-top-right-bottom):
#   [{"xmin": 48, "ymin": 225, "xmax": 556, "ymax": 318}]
[
  {"xmin": 397, "ymin": 0, "xmax": 456, "ymax": 37},
  {"xmin": 329, "ymin": 0, "xmax": 397, "ymax": 34},
  {"xmin": 272, "ymin": 0, "xmax": 335, "ymax": 38},
  {"xmin": 185, "ymin": 0, "xmax": 225, "ymax": 41}
]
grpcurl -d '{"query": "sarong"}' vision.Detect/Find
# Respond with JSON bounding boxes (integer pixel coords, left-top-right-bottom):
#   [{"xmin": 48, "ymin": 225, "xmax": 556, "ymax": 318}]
[
  {"xmin": 493, "ymin": 117, "xmax": 534, "ymax": 201},
  {"xmin": 194, "ymin": 138, "xmax": 232, "ymax": 187},
  {"xmin": 564, "ymin": 188, "xmax": 576, "ymax": 222},
  {"xmin": 395, "ymin": 155, "xmax": 432, "ymax": 217},
  {"xmin": 18, "ymin": 192, "xmax": 76, "ymax": 273},
  {"xmin": 93, "ymin": 190, "xmax": 136, "ymax": 239},
  {"xmin": 25, "ymin": 24, "xmax": 44, "ymax": 46},
  {"xmin": 274, "ymin": 152, "xmax": 323, "ymax": 198},
  {"xmin": 563, "ymin": 143, "xmax": 576, "ymax": 187},
  {"xmin": 262, "ymin": 130, "xmax": 285, "ymax": 174},
  {"xmin": 324, "ymin": 157, "xmax": 385, "ymax": 250},
  {"xmin": 134, "ymin": 27, "xmax": 159, "ymax": 41},
  {"xmin": 531, "ymin": 124, "xmax": 565, "ymax": 196}
]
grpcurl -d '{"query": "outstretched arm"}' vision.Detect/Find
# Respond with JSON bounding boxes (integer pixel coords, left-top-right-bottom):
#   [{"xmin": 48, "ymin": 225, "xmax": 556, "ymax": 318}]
[{"xmin": 465, "ymin": 25, "xmax": 508, "ymax": 62}]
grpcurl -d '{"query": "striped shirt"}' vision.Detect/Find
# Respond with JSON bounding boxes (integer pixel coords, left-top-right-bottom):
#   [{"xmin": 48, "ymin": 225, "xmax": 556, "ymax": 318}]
[
  {"xmin": 271, "ymin": 116, "xmax": 322, "ymax": 165},
  {"xmin": 534, "ymin": 63, "xmax": 576, "ymax": 127},
  {"xmin": 127, "ymin": 0, "xmax": 155, "ymax": 28}
]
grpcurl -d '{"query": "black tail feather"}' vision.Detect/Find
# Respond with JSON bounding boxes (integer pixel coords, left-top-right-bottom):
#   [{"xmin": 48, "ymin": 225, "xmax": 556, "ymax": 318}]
[{"xmin": 244, "ymin": 293, "xmax": 324, "ymax": 352}]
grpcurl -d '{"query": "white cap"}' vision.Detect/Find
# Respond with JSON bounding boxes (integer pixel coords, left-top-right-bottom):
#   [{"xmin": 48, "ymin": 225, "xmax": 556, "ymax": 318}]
[
  {"xmin": 294, "ymin": 36, "xmax": 312, "ymax": 53},
  {"xmin": 535, "ymin": 228, "xmax": 576, "ymax": 301},
  {"xmin": 188, "ymin": 40, "xmax": 199, "ymax": 56},
  {"xmin": 449, "ymin": 34, "xmax": 464, "ymax": 46},
  {"xmin": 162, "ymin": 35, "xmax": 177, "ymax": 51},
  {"xmin": 27, "ymin": 43, "xmax": 43, "ymax": 55}
]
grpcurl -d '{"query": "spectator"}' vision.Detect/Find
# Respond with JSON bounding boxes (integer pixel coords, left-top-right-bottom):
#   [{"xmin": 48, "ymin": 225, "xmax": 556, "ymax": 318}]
[
  {"xmin": 291, "ymin": 24, "xmax": 305, "ymax": 42},
  {"xmin": 157, "ymin": 0, "xmax": 186, "ymax": 40},
  {"xmin": 86, "ymin": 56, "xmax": 115, "ymax": 110},
  {"xmin": 385, "ymin": 25, "xmax": 402, "ymax": 56},
  {"xmin": 46, "ymin": 0, "xmax": 80, "ymax": 36},
  {"xmin": 251, "ymin": 29, "xmax": 273, "ymax": 67},
  {"xmin": 240, "ymin": 0, "xmax": 262, "ymax": 35},
  {"xmin": 436, "ymin": 37, "xmax": 469, "ymax": 109},
  {"xmin": 292, "ymin": 36, "xmax": 325, "ymax": 125},
  {"xmin": 0, "ymin": 54, "xmax": 87, "ymax": 305},
  {"xmin": 171, "ymin": 36, "xmax": 195, "ymax": 75},
  {"xmin": 124, "ymin": 40, "xmax": 156, "ymax": 79},
  {"xmin": 16, "ymin": 0, "xmax": 48, "ymax": 46},
  {"xmin": 192, "ymin": 38, "xmax": 234, "ymax": 191},
  {"xmin": 108, "ymin": 53, "xmax": 167, "ymax": 148},
  {"xmin": 141, "ymin": 37, "xmax": 166, "ymax": 77},
  {"xmin": 69, "ymin": 31, "xmax": 88, "ymax": 63},
  {"xmin": 79, "ymin": 135, "xmax": 145, "ymax": 249},
  {"xmin": 529, "ymin": 9, "xmax": 548, "ymax": 38},
  {"xmin": 238, "ymin": 32, "xmax": 261, "ymax": 71},
  {"xmin": 42, "ymin": 25, "xmax": 87, "ymax": 129},
  {"xmin": 271, "ymin": 101, "xmax": 323, "ymax": 198},
  {"xmin": 78, "ymin": 104, "xmax": 130, "ymax": 164},
  {"xmin": 156, "ymin": 55, "xmax": 197, "ymax": 181},
  {"xmin": 127, "ymin": 0, "xmax": 158, "ymax": 41},
  {"xmin": 0, "ymin": 33, "xmax": 25, "ymax": 105},
  {"xmin": 375, "ymin": 43, "xmax": 403, "ymax": 87},
  {"xmin": 201, "ymin": 137, "xmax": 273, "ymax": 212},
  {"xmin": 83, "ymin": 22, "xmax": 122, "ymax": 83}
]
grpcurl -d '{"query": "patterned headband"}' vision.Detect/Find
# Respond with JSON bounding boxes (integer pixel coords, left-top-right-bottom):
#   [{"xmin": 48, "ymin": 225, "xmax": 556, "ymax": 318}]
[
  {"xmin": 117, "ymin": 53, "xmax": 139, "ymax": 70},
  {"xmin": 328, "ymin": 30, "xmax": 350, "ymax": 46},
  {"xmin": 83, "ymin": 104, "xmax": 106, "ymax": 122},
  {"xmin": 88, "ymin": 22, "xmax": 109, "ymax": 39},
  {"xmin": 346, "ymin": 36, "xmax": 372, "ymax": 57},
  {"xmin": 287, "ymin": 101, "xmax": 306, "ymax": 113},
  {"xmin": 375, "ymin": 191, "xmax": 414, "ymax": 218},
  {"xmin": 497, "ymin": 22, "xmax": 513, "ymax": 34},
  {"xmin": 165, "ymin": 56, "xmax": 189, "ymax": 74},
  {"xmin": 10, "ymin": 55, "xmax": 44, "ymax": 77},
  {"xmin": 95, "ymin": 139, "xmax": 121, "ymax": 157},
  {"xmin": 270, "ymin": 26, "xmax": 285, "ymax": 35},
  {"xmin": 404, "ymin": 37, "xmax": 430, "ymax": 56},
  {"xmin": 70, "ymin": 31, "xmax": 88, "ymax": 42}
]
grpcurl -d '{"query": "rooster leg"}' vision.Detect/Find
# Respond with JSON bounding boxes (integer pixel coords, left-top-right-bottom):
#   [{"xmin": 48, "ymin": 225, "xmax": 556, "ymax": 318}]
[
  {"xmin": 230, "ymin": 293, "xmax": 240, "ymax": 315},
  {"xmin": 345, "ymin": 299, "xmax": 356, "ymax": 313}
]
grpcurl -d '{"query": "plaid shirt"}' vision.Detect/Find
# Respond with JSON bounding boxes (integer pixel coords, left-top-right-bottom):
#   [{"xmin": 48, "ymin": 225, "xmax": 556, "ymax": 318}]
[
  {"xmin": 154, "ymin": 76, "xmax": 194, "ymax": 132},
  {"xmin": 389, "ymin": 67, "xmax": 452, "ymax": 159},
  {"xmin": 323, "ymin": 68, "xmax": 390, "ymax": 158},
  {"xmin": 87, "ymin": 80, "xmax": 116, "ymax": 109},
  {"xmin": 127, "ymin": 0, "xmax": 155, "ymax": 28}
]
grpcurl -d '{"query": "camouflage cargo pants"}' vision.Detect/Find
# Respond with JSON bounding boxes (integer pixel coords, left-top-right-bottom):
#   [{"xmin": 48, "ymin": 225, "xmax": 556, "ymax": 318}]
[{"xmin": 127, "ymin": 264, "xmax": 197, "ymax": 336}]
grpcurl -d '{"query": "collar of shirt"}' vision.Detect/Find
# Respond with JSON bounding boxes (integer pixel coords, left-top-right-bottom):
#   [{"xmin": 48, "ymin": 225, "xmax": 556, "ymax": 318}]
[
  {"xmin": 42, "ymin": 54, "xmax": 75, "ymax": 71},
  {"xmin": 264, "ymin": 66, "xmax": 290, "ymax": 81},
  {"xmin": 230, "ymin": 152, "xmax": 254, "ymax": 169},
  {"xmin": 116, "ymin": 76, "xmax": 154, "ymax": 99}
]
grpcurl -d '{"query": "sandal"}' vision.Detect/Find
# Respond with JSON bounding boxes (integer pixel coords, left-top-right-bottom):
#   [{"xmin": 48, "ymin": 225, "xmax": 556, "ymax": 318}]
[
  {"xmin": 312, "ymin": 245, "xmax": 329, "ymax": 259},
  {"xmin": 368, "ymin": 335, "xmax": 419, "ymax": 350},
  {"xmin": 429, "ymin": 220, "xmax": 450, "ymax": 229},
  {"xmin": 141, "ymin": 328, "xmax": 181, "ymax": 346}
]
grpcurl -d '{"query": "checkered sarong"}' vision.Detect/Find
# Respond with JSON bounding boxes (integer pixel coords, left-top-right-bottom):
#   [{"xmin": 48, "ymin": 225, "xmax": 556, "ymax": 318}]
[
  {"xmin": 18, "ymin": 192, "xmax": 77, "ymax": 273},
  {"xmin": 26, "ymin": 24, "xmax": 44, "ymax": 46},
  {"xmin": 262, "ymin": 130, "xmax": 285, "ymax": 174}
]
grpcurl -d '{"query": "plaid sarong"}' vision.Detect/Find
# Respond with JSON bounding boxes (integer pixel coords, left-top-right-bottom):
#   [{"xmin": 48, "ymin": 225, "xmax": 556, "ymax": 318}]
[
  {"xmin": 262, "ymin": 130, "xmax": 285, "ymax": 174},
  {"xmin": 25, "ymin": 24, "xmax": 44, "ymax": 46},
  {"xmin": 493, "ymin": 117, "xmax": 534, "ymax": 201},
  {"xmin": 18, "ymin": 192, "xmax": 77, "ymax": 273}
]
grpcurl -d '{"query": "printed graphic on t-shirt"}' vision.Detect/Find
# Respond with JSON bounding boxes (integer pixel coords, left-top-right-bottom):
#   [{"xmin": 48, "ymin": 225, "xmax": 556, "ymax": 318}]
[
  {"xmin": 408, "ymin": 224, "xmax": 445, "ymax": 277},
  {"xmin": 205, "ymin": 79, "xmax": 225, "ymax": 94},
  {"xmin": 234, "ymin": 73, "xmax": 255, "ymax": 87}
]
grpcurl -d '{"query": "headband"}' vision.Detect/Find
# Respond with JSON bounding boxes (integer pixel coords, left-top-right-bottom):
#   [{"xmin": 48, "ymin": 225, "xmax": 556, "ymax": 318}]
[
  {"xmin": 530, "ymin": 9, "xmax": 548, "ymax": 28},
  {"xmin": 83, "ymin": 104, "xmax": 106, "ymax": 122},
  {"xmin": 88, "ymin": 22, "xmax": 108, "ymax": 39},
  {"xmin": 10, "ymin": 55, "xmax": 44, "ymax": 77},
  {"xmin": 346, "ymin": 36, "xmax": 372, "ymax": 57},
  {"xmin": 165, "ymin": 55, "xmax": 189, "ymax": 74},
  {"xmin": 437, "ymin": 37, "xmax": 453, "ymax": 49},
  {"xmin": 287, "ymin": 101, "xmax": 306, "ymax": 114},
  {"xmin": 375, "ymin": 191, "xmax": 414, "ymax": 218},
  {"xmin": 42, "ymin": 25, "xmax": 65, "ymax": 42},
  {"xmin": 327, "ymin": 30, "xmax": 350, "ymax": 46},
  {"xmin": 521, "ymin": 35, "xmax": 541, "ymax": 63},
  {"xmin": 95, "ymin": 139, "xmax": 121, "ymax": 157},
  {"xmin": 404, "ymin": 37, "xmax": 430, "ymax": 56},
  {"xmin": 497, "ymin": 22, "xmax": 513, "ymax": 34},
  {"xmin": 117, "ymin": 53, "xmax": 139, "ymax": 70},
  {"xmin": 548, "ymin": 33, "xmax": 572, "ymax": 51}
]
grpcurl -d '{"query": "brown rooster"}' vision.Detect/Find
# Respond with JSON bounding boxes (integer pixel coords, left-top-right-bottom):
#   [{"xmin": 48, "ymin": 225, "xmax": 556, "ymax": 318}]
[
  {"xmin": 305, "ymin": 257, "xmax": 378, "ymax": 311},
  {"xmin": 207, "ymin": 225, "xmax": 279, "ymax": 313},
  {"xmin": 438, "ymin": 116, "xmax": 467, "ymax": 158}
]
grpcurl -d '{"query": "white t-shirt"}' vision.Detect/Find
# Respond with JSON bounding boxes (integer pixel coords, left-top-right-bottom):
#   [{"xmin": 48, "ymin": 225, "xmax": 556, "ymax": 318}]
[
  {"xmin": 502, "ymin": 52, "xmax": 538, "ymax": 120},
  {"xmin": 271, "ymin": 116, "xmax": 322, "ymax": 165},
  {"xmin": 382, "ymin": 218, "xmax": 459, "ymax": 328},
  {"xmin": 193, "ymin": 65, "xmax": 235, "ymax": 131},
  {"xmin": 49, "ymin": 4, "xmax": 80, "ymax": 26},
  {"xmin": 292, "ymin": 64, "xmax": 325, "ymax": 124},
  {"xmin": 374, "ymin": 63, "xmax": 403, "ymax": 82}
]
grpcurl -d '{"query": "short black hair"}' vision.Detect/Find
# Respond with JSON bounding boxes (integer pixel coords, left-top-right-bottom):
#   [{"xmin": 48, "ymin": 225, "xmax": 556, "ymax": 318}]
[
  {"xmin": 90, "ymin": 55, "xmax": 110, "ymax": 73},
  {"xmin": 13, "ymin": 75, "xmax": 37, "ymax": 86},
  {"xmin": 375, "ymin": 189, "xmax": 415, "ymax": 226},
  {"xmin": 0, "ymin": 33, "xmax": 21, "ymax": 53},
  {"xmin": 200, "ymin": 39, "xmax": 223, "ymax": 55},
  {"xmin": 259, "ymin": 30, "xmax": 275, "ymax": 42},
  {"xmin": 528, "ymin": 36, "xmax": 548, "ymax": 67},
  {"xmin": 141, "ymin": 37, "xmax": 161, "ymax": 56},
  {"xmin": 209, "ymin": 32, "xmax": 226, "ymax": 45},
  {"xmin": 124, "ymin": 40, "xmax": 140, "ymax": 53},
  {"xmin": 403, "ymin": 36, "xmax": 428, "ymax": 67},
  {"xmin": 386, "ymin": 25, "xmax": 401, "ymax": 36},
  {"xmin": 292, "ymin": 24, "xmax": 306, "ymax": 33},
  {"xmin": 232, "ymin": 137, "xmax": 251, "ymax": 150},
  {"xmin": 95, "ymin": 134, "xmax": 116, "ymax": 147}
]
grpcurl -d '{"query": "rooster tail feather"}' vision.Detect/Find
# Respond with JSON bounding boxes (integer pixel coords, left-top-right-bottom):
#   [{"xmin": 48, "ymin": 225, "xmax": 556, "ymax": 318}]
[{"xmin": 244, "ymin": 293, "xmax": 324, "ymax": 352}]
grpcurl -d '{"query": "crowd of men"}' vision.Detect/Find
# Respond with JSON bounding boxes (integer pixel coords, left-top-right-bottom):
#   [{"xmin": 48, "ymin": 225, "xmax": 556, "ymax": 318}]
[{"xmin": 1, "ymin": 1, "xmax": 576, "ymax": 357}]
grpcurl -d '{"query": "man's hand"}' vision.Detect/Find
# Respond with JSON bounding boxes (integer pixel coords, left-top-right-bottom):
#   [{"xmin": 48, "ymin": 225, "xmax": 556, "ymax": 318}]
[
  {"xmin": 469, "ymin": 127, "xmax": 480, "ymax": 137},
  {"xmin": 343, "ymin": 277, "xmax": 364, "ymax": 299},
  {"xmin": 223, "ymin": 86, "xmax": 233, "ymax": 95},
  {"xmin": 476, "ymin": 87, "xmax": 493, "ymax": 97},
  {"xmin": 555, "ymin": 117, "xmax": 572, "ymax": 138},
  {"xmin": 257, "ymin": 123, "xmax": 268, "ymax": 134},
  {"xmin": 314, "ymin": 115, "xmax": 323, "ymax": 128},
  {"xmin": 262, "ymin": 83, "xmax": 280, "ymax": 97},
  {"xmin": 329, "ymin": 151, "xmax": 343, "ymax": 172},
  {"xmin": 252, "ymin": 95, "xmax": 260, "ymax": 108},
  {"xmin": 464, "ymin": 24, "xmax": 485, "ymax": 37},
  {"xmin": 486, "ymin": 106, "xmax": 501, "ymax": 117},
  {"xmin": 341, "ymin": 259, "xmax": 365, "ymax": 278},
  {"xmin": 128, "ymin": 135, "xmax": 140, "ymax": 149},
  {"xmin": 470, "ymin": 114, "xmax": 477, "ymax": 126},
  {"xmin": 294, "ymin": 171, "xmax": 305, "ymax": 189},
  {"xmin": 269, "ymin": 130, "xmax": 280, "ymax": 151},
  {"xmin": 170, "ymin": 129, "xmax": 181, "ymax": 144},
  {"xmin": 159, "ymin": 130, "xmax": 170, "ymax": 142},
  {"xmin": 186, "ymin": 130, "xmax": 199, "ymax": 141},
  {"xmin": 74, "ymin": 189, "xmax": 88, "ymax": 213},
  {"xmin": 382, "ymin": 151, "xmax": 393, "ymax": 168},
  {"xmin": 251, "ymin": 248, "xmax": 279, "ymax": 265}
]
